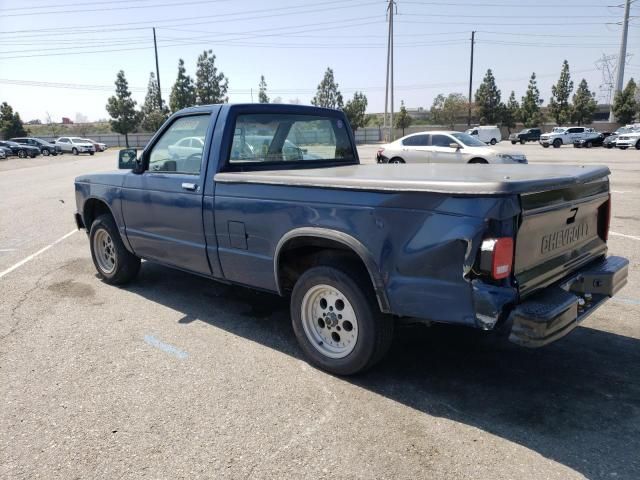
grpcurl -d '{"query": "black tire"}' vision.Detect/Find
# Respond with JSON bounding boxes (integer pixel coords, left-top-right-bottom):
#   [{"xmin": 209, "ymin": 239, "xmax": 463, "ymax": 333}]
[
  {"xmin": 542, "ymin": 144, "xmax": 549, "ymax": 148},
  {"xmin": 511, "ymin": 141, "xmax": 516, "ymax": 145},
  {"xmin": 553, "ymin": 139, "xmax": 562, "ymax": 148},
  {"xmin": 291, "ymin": 265, "xmax": 394, "ymax": 375},
  {"xmin": 605, "ymin": 144, "xmax": 613, "ymax": 149},
  {"xmin": 89, "ymin": 151, "xmax": 95, "ymax": 156},
  {"xmin": 586, "ymin": 141, "xmax": 593, "ymax": 149},
  {"xmin": 620, "ymin": 147, "xmax": 628, "ymax": 150},
  {"xmin": 72, "ymin": 147, "xmax": 79, "ymax": 155},
  {"xmin": 89, "ymin": 214, "xmax": 140, "ymax": 285},
  {"xmin": 635, "ymin": 140, "xmax": 640, "ymax": 150},
  {"xmin": 42, "ymin": 149, "xmax": 50, "ymax": 156},
  {"xmin": 469, "ymin": 158, "xmax": 488, "ymax": 164},
  {"xmin": 29, "ymin": 153, "xmax": 37, "ymax": 158},
  {"xmin": 490, "ymin": 138, "xmax": 497, "ymax": 145},
  {"xmin": 389, "ymin": 157, "xmax": 405, "ymax": 164},
  {"xmin": 520, "ymin": 139, "xmax": 526, "ymax": 145},
  {"xmin": 17, "ymin": 149, "xmax": 26, "ymax": 158}
]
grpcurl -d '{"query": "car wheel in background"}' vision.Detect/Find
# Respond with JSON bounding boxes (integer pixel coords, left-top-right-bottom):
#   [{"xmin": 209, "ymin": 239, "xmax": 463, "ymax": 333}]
[
  {"xmin": 635, "ymin": 140, "xmax": 640, "ymax": 150},
  {"xmin": 42, "ymin": 149, "xmax": 50, "ymax": 156},
  {"xmin": 620, "ymin": 147, "xmax": 628, "ymax": 150},
  {"xmin": 542, "ymin": 144, "xmax": 549, "ymax": 148},
  {"xmin": 553, "ymin": 139, "xmax": 562, "ymax": 148},
  {"xmin": 389, "ymin": 157, "xmax": 405, "ymax": 164},
  {"xmin": 586, "ymin": 141, "xmax": 593, "ymax": 149},
  {"xmin": 72, "ymin": 148, "xmax": 78, "ymax": 155},
  {"xmin": 17, "ymin": 149, "xmax": 26, "ymax": 158},
  {"xmin": 490, "ymin": 138, "xmax": 497, "ymax": 145},
  {"xmin": 89, "ymin": 152, "xmax": 95, "ymax": 156},
  {"xmin": 291, "ymin": 265, "xmax": 394, "ymax": 375},
  {"xmin": 511, "ymin": 141, "xmax": 516, "ymax": 145},
  {"xmin": 520, "ymin": 139, "xmax": 526, "ymax": 145},
  {"xmin": 29, "ymin": 152, "xmax": 37, "ymax": 158},
  {"xmin": 605, "ymin": 144, "xmax": 613, "ymax": 149}
]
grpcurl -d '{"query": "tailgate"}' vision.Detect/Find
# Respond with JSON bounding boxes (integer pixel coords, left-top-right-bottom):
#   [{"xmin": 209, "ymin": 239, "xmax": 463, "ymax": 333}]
[{"xmin": 515, "ymin": 178, "xmax": 610, "ymax": 296}]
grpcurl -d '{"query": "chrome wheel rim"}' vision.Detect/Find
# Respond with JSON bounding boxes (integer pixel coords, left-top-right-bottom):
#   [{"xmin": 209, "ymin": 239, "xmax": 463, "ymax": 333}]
[
  {"xmin": 93, "ymin": 229, "xmax": 116, "ymax": 274},
  {"xmin": 43, "ymin": 149, "xmax": 50, "ymax": 156},
  {"xmin": 301, "ymin": 284, "xmax": 358, "ymax": 359}
]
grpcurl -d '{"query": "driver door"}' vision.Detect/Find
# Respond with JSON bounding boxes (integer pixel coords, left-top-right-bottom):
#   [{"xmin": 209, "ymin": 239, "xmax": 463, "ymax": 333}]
[
  {"xmin": 121, "ymin": 114, "xmax": 213, "ymax": 275},
  {"xmin": 430, "ymin": 134, "xmax": 463, "ymax": 163}
]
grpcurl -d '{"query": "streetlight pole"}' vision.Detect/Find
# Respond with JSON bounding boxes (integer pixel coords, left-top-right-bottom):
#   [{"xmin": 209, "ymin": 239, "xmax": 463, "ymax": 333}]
[{"xmin": 467, "ymin": 31, "xmax": 475, "ymax": 126}]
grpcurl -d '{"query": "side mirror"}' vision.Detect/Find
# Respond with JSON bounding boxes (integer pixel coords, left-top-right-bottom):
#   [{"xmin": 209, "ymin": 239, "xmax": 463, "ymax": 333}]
[
  {"xmin": 118, "ymin": 148, "xmax": 138, "ymax": 170},
  {"xmin": 449, "ymin": 143, "xmax": 461, "ymax": 150}
]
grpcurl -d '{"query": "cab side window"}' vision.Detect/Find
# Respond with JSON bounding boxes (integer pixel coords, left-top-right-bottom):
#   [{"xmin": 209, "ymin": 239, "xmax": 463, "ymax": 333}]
[
  {"xmin": 148, "ymin": 115, "xmax": 209, "ymax": 174},
  {"xmin": 431, "ymin": 134, "xmax": 452, "ymax": 147}
]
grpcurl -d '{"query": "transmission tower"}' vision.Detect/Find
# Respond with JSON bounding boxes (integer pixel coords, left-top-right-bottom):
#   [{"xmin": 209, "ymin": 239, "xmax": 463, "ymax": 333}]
[{"xmin": 596, "ymin": 54, "xmax": 617, "ymax": 105}]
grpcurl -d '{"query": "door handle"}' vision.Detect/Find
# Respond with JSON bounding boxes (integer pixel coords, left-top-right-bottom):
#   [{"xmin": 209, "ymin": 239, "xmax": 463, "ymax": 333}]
[{"xmin": 181, "ymin": 182, "xmax": 197, "ymax": 191}]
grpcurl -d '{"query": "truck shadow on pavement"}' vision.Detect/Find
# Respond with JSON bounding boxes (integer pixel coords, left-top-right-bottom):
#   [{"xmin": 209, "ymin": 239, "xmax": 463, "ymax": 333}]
[{"xmin": 129, "ymin": 263, "xmax": 640, "ymax": 480}]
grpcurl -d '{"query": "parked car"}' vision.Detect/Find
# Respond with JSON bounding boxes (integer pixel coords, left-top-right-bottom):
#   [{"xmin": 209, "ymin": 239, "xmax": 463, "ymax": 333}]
[
  {"xmin": 615, "ymin": 130, "xmax": 640, "ymax": 150},
  {"xmin": 509, "ymin": 128, "xmax": 542, "ymax": 144},
  {"xmin": 539, "ymin": 127, "xmax": 594, "ymax": 148},
  {"xmin": 604, "ymin": 127, "xmax": 638, "ymax": 149},
  {"xmin": 0, "ymin": 140, "xmax": 41, "ymax": 158},
  {"xmin": 0, "ymin": 147, "xmax": 6, "ymax": 160},
  {"xmin": 73, "ymin": 104, "xmax": 628, "ymax": 375},
  {"xmin": 11, "ymin": 137, "xmax": 61, "ymax": 156},
  {"xmin": 82, "ymin": 138, "xmax": 107, "ymax": 152},
  {"xmin": 377, "ymin": 131, "xmax": 527, "ymax": 164},
  {"xmin": 573, "ymin": 132, "xmax": 611, "ymax": 148},
  {"xmin": 465, "ymin": 125, "xmax": 502, "ymax": 144},
  {"xmin": 55, "ymin": 137, "xmax": 95, "ymax": 155},
  {"xmin": 0, "ymin": 145, "xmax": 12, "ymax": 159}
]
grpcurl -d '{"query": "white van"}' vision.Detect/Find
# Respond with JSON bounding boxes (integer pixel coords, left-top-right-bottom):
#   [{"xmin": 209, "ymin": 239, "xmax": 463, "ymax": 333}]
[{"xmin": 465, "ymin": 126, "xmax": 502, "ymax": 145}]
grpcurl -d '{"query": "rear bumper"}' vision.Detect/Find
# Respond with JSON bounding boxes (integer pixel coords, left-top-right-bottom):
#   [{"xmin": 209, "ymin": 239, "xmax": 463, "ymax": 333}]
[{"xmin": 508, "ymin": 255, "xmax": 628, "ymax": 348}]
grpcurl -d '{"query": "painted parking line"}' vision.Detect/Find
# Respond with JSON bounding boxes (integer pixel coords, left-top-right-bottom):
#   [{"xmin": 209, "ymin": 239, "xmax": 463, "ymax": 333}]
[
  {"xmin": 143, "ymin": 335, "xmax": 189, "ymax": 360},
  {"xmin": 0, "ymin": 230, "xmax": 77, "ymax": 279},
  {"xmin": 610, "ymin": 231, "xmax": 640, "ymax": 241},
  {"xmin": 612, "ymin": 297, "xmax": 640, "ymax": 307}
]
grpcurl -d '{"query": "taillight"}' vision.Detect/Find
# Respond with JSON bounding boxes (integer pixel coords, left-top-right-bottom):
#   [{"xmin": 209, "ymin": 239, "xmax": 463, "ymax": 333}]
[{"xmin": 481, "ymin": 237, "xmax": 514, "ymax": 280}]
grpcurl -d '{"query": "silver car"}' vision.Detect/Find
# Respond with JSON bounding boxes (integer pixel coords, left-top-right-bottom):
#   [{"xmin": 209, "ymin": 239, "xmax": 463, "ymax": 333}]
[{"xmin": 55, "ymin": 137, "xmax": 95, "ymax": 155}]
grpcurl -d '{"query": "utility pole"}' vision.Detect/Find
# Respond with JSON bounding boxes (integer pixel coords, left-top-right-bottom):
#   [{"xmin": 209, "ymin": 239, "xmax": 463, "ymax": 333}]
[
  {"xmin": 153, "ymin": 27, "xmax": 163, "ymax": 109},
  {"xmin": 610, "ymin": 0, "xmax": 631, "ymax": 122},
  {"xmin": 384, "ymin": 0, "xmax": 396, "ymax": 141},
  {"xmin": 467, "ymin": 31, "xmax": 475, "ymax": 126}
]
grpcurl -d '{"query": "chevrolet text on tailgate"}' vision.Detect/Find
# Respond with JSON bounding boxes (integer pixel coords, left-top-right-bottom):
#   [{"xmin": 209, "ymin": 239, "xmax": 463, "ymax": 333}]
[{"xmin": 74, "ymin": 104, "xmax": 629, "ymax": 375}]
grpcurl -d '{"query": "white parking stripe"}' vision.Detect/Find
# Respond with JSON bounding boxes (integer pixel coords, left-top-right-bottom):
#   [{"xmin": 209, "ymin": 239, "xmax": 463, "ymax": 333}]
[
  {"xmin": 0, "ymin": 230, "xmax": 77, "ymax": 279},
  {"xmin": 610, "ymin": 231, "xmax": 640, "ymax": 241}
]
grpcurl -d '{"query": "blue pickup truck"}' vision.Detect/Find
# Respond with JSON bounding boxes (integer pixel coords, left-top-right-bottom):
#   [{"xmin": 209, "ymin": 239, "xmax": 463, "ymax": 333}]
[{"xmin": 74, "ymin": 104, "xmax": 628, "ymax": 375}]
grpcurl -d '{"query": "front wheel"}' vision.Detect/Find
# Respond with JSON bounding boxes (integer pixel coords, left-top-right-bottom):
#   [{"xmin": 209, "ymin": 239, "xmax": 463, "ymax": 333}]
[
  {"xmin": 17, "ymin": 149, "xmax": 26, "ymax": 158},
  {"xmin": 469, "ymin": 158, "xmax": 488, "ymax": 164},
  {"xmin": 389, "ymin": 157, "xmax": 405, "ymax": 164},
  {"xmin": 620, "ymin": 147, "xmax": 628, "ymax": 150},
  {"xmin": 89, "ymin": 151, "xmax": 95, "ymax": 156},
  {"xmin": 89, "ymin": 214, "xmax": 140, "ymax": 285},
  {"xmin": 490, "ymin": 138, "xmax": 497, "ymax": 145},
  {"xmin": 72, "ymin": 147, "xmax": 78, "ymax": 155},
  {"xmin": 553, "ymin": 139, "xmax": 562, "ymax": 148},
  {"xmin": 520, "ymin": 139, "xmax": 526, "ymax": 145},
  {"xmin": 511, "ymin": 141, "xmax": 516, "ymax": 145},
  {"xmin": 291, "ymin": 265, "xmax": 393, "ymax": 375},
  {"xmin": 635, "ymin": 140, "xmax": 640, "ymax": 150},
  {"xmin": 586, "ymin": 141, "xmax": 593, "ymax": 149},
  {"xmin": 42, "ymin": 149, "xmax": 50, "ymax": 156}
]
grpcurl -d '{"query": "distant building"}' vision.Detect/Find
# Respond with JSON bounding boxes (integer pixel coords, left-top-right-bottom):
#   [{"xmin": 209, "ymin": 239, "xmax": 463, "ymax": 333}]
[
  {"xmin": 62, "ymin": 117, "xmax": 74, "ymax": 124},
  {"xmin": 26, "ymin": 119, "xmax": 42, "ymax": 125}
]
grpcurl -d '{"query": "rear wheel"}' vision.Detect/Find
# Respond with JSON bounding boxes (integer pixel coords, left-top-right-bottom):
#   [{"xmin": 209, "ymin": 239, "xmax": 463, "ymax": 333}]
[
  {"xmin": 89, "ymin": 214, "xmax": 140, "ymax": 285},
  {"xmin": 620, "ymin": 146, "xmax": 628, "ymax": 150},
  {"xmin": 469, "ymin": 158, "xmax": 488, "ymax": 164},
  {"xmin": 586, "ymin": 141, "xmax": 593, "ymax": 149},
  {"xmin": 605, "ymin": 144, "xmax": 613, "ymax": 149},
  {"xmin": 291, "ymin": 265, "xmax": 393, "ymax": 375},
  {"xmin": 511, "ymin": 141, "xmax": 517, "ymax": 145},
  {"xmin": 42, "ymin": 149, "xmax": 50, "ymax": 156},
  {"xmin": 635, "ymin": 140, "xmax": 640, "ymax": 150},
  {"xmin": 72, "ymin": 147, "xmax": 78, "ymax": 155},
  {"xmin": 389, "ymin": 157, "xmax": 405, "ymax": 164},
  {"xmin": 490, "ymin": 138, "xmax": 497, "ymax": 145},
  {"xmin": 89, "ymin": 151, "xmax": 95, "ymax": 156},
  {"xmin": 520, "ymin": 139, "xmax": 526, "ymax": 145},
  {"xmin": 17, "ymin": 149, "xmax": 26, "ymax": 158},
  {"xmin": 542, "ymin": 144, "xmax": 549, "ymax": 148},
  {"xmin": 553, "ymin": 139, "xmax": 562, "ymax": 148}
]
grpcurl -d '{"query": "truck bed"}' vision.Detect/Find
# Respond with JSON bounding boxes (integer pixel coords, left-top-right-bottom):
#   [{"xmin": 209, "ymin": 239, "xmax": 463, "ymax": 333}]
[{"xmin": 215, "ymin": 164, "xmax": 610, "ymax": 195}]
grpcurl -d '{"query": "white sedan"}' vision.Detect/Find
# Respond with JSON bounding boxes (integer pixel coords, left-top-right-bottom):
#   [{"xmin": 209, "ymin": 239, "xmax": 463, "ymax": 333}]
[
  {"xmin": 168, "ymin": 136, "xmax": 205, "ymax": 160},
  {"xmin": 376, "ymin": 131, "xmax": 527, "ymax": 165}
]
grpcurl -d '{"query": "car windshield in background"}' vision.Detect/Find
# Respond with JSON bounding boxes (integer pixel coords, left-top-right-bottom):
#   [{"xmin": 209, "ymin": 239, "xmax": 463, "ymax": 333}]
[
  {"xmin": 70, "ymin": 137, "xmax": 86, "ymax": 143},
  {"xmin": 451, "ymin": 132, "xmax": 486, "ymax": 147},
  {"xmin": 229, "ymin": 113, "xmax": 355, "ymax": 165}
]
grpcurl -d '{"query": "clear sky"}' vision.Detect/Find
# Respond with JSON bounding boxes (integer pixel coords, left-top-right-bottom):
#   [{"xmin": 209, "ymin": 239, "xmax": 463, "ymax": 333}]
[{"xmin": 1, "ymin": 0, "xmax": 638, "ymax": 122}]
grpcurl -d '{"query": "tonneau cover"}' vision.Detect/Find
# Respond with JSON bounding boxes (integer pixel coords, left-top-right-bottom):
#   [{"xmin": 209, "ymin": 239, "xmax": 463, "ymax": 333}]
[{"xmin": 215, "ymin": 164, "xmax": 610, "ymax": 195}]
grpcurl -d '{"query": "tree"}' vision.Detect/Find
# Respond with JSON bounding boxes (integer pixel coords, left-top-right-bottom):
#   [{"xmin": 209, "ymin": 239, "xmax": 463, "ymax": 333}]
[
  {"xmin": 258, "ymin": 75, "xmax": 269, "ymax": 103},
  {"xmin": 499, "ymin": 91, "xmax": 520, "ymax": 134},
  {"xmin": 549, "ymin": 60, "xmax": 574, "ymax": 125},
  {"xmin": 311, "ymin": 67, "xmax": 343, "ymax": 109},
  {"xmin": 0, "ymin": 102, "xmax": 27, "ymax": 138},
  {"xmin": 520, "ymin": 73, "xmax": 543, "ymax": 128},
  {"xmin": 105, "ymin": 70, "xmax": 140, "ymax": 148},
  {"xmin": 169, "ymin": 59, "xmax": 196, "ymax": 112},
  {"xmin": 612, "ymin": 78, "xmax": 638, "ymax": 125},
  {"xmin": 474, "ymin": 69, "xmax": 502, "ymax": 124},
  {"xmin": 430, "ymin": 93, "xmax": 467, "ymax": 129},
  {"xmin": 195, "ymin": 50, "xmax": 228, "ymax": 105},
  {"xmin": 45, "ymin": 112, "xmax": 63, "ymax": 137},
  {"xmin": 141, "ymin": 72, "xmax": 169, "ymax": 132},
  {"xmin": 394, "ymin": 100, "xmax": 412, "ymax": 136},
  {"xmin": 343, "ymin": 91, "xmax": 368, "ymax": 132},
  {"xmin": 571, "ymin": 79, "xmax": 597, "ymax": 125}
]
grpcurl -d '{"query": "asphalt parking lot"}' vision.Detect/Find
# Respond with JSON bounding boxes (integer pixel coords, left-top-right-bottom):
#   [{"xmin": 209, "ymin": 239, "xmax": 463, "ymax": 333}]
[{"xmin": 1, "ymin": 144, "xmax": 639, "ymax": 479}]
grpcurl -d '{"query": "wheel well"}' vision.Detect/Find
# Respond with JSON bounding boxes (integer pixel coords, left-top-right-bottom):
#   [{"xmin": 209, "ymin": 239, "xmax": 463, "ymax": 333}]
[
  {"xmin": 276, "ymin": 236, "xmax": 388, "ymax": 311},
  {"xmin": 468, "ymin": 157, "xmax": 488, "ymax": 164},
  {"xmin": 389, "ymin": 157, "xmax": 405, "ymax": 163},
  {"xmin": 83, "ymin": 198, "xmax": 113, "ymax": 229}
]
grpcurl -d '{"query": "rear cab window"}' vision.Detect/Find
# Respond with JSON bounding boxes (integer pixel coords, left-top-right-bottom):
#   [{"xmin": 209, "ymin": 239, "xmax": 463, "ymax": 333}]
[{"xmin": 225, "ymin": 112, "xmax": 356, "ymax": 170}]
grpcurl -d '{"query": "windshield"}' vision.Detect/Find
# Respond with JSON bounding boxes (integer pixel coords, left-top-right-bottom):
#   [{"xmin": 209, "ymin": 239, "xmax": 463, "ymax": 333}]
[
  {"xmin": 552, "ymin": 127, "xmax": 566, "ymax": 133},
  {"xmin": 451, "ymin": 132, "xmax": 486, "ymax": 147},
  {"xmin": 229, "ymin": 113, "xmax": 356, "ymax": 166},
  {"xmin": 70, "ymin": 137, "xmax": 86, "ymax": 143}
]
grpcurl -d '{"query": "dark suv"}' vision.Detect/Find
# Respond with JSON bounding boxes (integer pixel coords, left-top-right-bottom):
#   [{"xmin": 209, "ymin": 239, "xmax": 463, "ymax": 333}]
[
  {"xmin": 11, "ymin": 137, "xmax": 61, "ymax": 156},
  {"xmin": 0, "ymin": 140, "xmax": 40, "ymax": 158},
  {"xmin": 509, "ymin": 128, "xmax": 541, "ymax": 144}
]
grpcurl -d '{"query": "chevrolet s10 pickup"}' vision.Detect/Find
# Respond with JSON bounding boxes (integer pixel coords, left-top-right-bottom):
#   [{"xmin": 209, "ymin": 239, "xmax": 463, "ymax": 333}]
[{"xmin": 74, "ymin": 104, "xmax": 628, "ymax": 375}]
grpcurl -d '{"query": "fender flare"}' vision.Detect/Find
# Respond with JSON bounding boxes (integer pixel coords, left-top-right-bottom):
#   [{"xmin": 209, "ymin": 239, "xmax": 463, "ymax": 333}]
[{"xmin": 274, "ymin": 227, "xmax": 391, "ymax": 313}]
